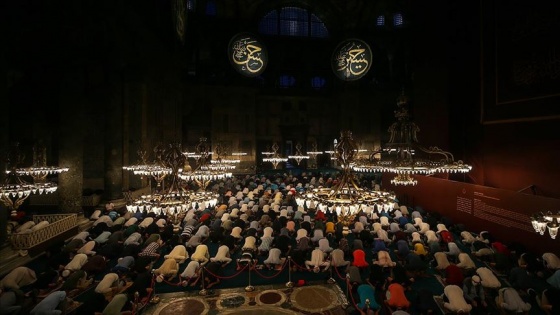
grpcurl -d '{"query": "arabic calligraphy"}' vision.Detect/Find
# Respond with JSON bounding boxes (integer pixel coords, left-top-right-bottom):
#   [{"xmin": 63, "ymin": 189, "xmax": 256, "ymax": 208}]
[
  {"xmin": 229, "ymin": 34, "xmax": 268, "ymax": 76},
  {"xmin": 332, "ymin": 39, "xmax": 372, "ymax": 81},
  {"xmin": 173, "ymin": 0, "xmax": 186, "ymax": 44}
]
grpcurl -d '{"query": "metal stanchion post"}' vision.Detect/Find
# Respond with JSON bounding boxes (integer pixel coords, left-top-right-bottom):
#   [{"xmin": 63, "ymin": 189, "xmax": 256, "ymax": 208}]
[
  {"xmin": 245, "ymin": 260, "xmax": 255, "ymax": 292},
  {"xmin": 286, "ymin": 256, "xmax": 294, "ymax": 288},
  {"xmin": 199, "ymin": 267, "xmax": 208, "ymax": 296},
  {"xmin": 327, "ymin": 258, "xmax": 336, "ymax": 284},
  {"xmin": 150, "ymin": 275, "xmax": 160, "ymax": 304}
]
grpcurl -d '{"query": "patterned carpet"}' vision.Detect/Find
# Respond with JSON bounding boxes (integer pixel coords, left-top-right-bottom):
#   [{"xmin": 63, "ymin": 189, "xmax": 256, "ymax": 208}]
[{"xmin": 143, "ymin": 282, "xmax": 349, "ymax": 315}]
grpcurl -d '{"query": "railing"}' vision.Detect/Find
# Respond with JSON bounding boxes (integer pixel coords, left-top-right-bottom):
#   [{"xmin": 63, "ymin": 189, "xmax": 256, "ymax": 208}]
[{"xmin": 11, "ymin": 213, "xmax": 78, "ymax": 250}]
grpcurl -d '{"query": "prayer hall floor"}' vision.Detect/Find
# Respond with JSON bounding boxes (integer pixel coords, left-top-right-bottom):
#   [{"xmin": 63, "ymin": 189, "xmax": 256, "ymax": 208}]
[{"xmin": 143, "ymin": 281, "xmax": 349, "ymax": 315}]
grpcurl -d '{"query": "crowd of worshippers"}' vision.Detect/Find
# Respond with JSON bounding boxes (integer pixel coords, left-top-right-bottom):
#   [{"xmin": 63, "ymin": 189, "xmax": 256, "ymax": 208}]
[{"xmin": 1, "ymin": 172, "xmax": 559, "ymax": 315}]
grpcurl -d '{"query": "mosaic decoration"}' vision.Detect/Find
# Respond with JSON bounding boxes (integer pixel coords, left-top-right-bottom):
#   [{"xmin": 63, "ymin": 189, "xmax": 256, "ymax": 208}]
[
  {"xmin": 153, "ymin": 297, "xmax": 209, "ymax": 315},
  {"xmin": 217, "ymin": 293, "xmax": 248, "ymax": 310},
  {"xmin": 255, "ymin": 289, "xmax": 287, "ymax": 306}
]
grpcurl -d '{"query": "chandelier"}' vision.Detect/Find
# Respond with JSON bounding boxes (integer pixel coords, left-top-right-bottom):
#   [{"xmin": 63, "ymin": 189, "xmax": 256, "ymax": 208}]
[
  {"xmin": 123, "ymin": 145, "xmax": 172, "ymax": 191},
  {"xmin": 353, "ymin": 89, "xmax": 472, "ymax": 185},
  {"xmin": 288, "ymin": 142, "xmax": 309, "ymax": 166},
  {"xmin": 179, "ymin": 137, "xmax": 233, "ymax": 190},
  {"xmin": 207, "ymin": 142, "xmax": 238, "ymax": 171},
  {"xmin": 295, "ymin": 131, "xmax": 396, "ymax": 233},
  {"xmin": 530, "ymin": 211, "xmax": 560, "ymax": 239},
  {"xmin": 262, "ymin": 142, "xmax": 288, "ymax": 169},
  {"xmin": 1, "ymin": 143, "xmax": 68, "ymax": 215},
  {"xmin": 126, "ymin": 142, "xmax": 219, "ymax": 219}
]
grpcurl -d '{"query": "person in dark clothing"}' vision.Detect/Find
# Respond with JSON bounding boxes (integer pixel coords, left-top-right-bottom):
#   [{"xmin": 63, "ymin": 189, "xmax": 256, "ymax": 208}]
[
  {"xmin": 127, "ymin": 270, "xmax": 152, "ymax": 300},
  {"xmin": 203, "ymin": 261, "xmax": 222, "ymax": 289},
  {"xmin": 97, "ymin": 242, "xmax": 124, "ymax": 260}
]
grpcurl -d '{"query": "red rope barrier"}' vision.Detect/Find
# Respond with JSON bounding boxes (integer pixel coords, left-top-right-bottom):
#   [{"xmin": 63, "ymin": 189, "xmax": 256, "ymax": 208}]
[
  {"xmin": 132, "ymin": 274, "xmax": 156, "ymax": 315},
  {"xmin": 333, "ymin": 262, "xmax": 347, "ymax": 280},
  {"xmin": 346, "ymin": 278, "xmax": 365, "ymax": 315},
  {"xmin": 252, "ymin": 259, "xmax": 288, "ymax": 279},
  {"xmin": 161, "ymin": 276, "xmax": 183, "ymax": 286},
  {"xmin": 203, "ymin": 263, "xmax": 248, "ymax": 280},
  {"xmin": 289, "ymin": 258, "xmax": 309, "ymax": 271}
]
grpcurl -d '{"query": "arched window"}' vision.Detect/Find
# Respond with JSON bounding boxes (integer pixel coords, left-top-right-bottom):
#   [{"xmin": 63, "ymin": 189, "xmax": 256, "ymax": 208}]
[
  {"xmin": 311, "ymin": 76, "xmax": 326, "ymax": 89},
  {"xmin": 206, "ymin": 0, "xmax": 217, "ymax": 16},
  {"xmin": 279, "ymin": 75, "xmax": 296, "ymax": 88},
  {"xmin": 393, "ymin": 13, "xmax": 404, "ymax": 26},
  {"xmin": 258, "ymin": 7, "xmax": 329, "ymax": 38},
  {"xmin": 376, "ymin": 15, "xmax": 385, "ymax": 27},
  {"xmin": 187, "ymin": 0, "xmax": 195, "ymax": 11}
]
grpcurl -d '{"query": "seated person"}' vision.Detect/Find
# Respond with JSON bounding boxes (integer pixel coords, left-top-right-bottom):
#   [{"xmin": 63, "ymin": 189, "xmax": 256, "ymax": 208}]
[
  {"xmin": 30, "ymin": 290, "xmax": 70, "ymax": 315},
  {"xmin": 203, "ymin": 261, "xmax": 222, "ymax": 289},
  {"xmin": 191, "ymin": 244, "xmax": 210, "ymax": 266},
  {"xmin": 394, "ymin": 239, "xmax": 410, "ymax": 261},
  {"xmin": 373, "ymin": 250, "xmax": 396, "ymax": 268},
  {"xmin": 433, "ymin": 252, "xmax": 451, "ymax": 270},
  {"xmin": 330, "ymin": 248, "xmax": 350, "ymax": 268},
  {"xmin": 111, "ymin": 256, "xmax": 135, "ymax": 274},
  {"xmin": 372, "ymin": 239, "xmax": 388, "ymax": 255},
  {"xmin": 236, "ymin": 247, "xmax": 258, "ymax": 271},
  {"xmin": 495, "ymin": 287, "xmax": 531, "ymax": 314},
  {"xmin": 410, "ymin": 232, "xmax": 423, "ymax": 244},
  {"xmin": 543, "ymin": 252, "xmax": 560, "ymax": 271},
  {"xmin": 210, "ymin": 245, "xmax": 233, "ymax": 266},
  {"xmin": 257, "ymin": 227, "xmax": 274, "ymax": 255},
  {"xmin": 413, "ymin": 243, "xmax": 428, "ymax": 259},
  {"xmin": 352, "ymin": 249, "xmax": 369, "ymax": 268},
  {"xmin": 263, "ymin": 248, "xmax": 285, "ymax": 270},
  {"xmin": 442, "ymin": 264, "xmax": 464, "ymax": 286},
  {"xmin": 138, "ymin": 238, "xmax": 163, "ymax": 260},
  {"xmin": 152, "ymin": 258, "xmax": 179, "ymax": 283},
  {"xmin": 347, "ymin": 265, "xmax": 363, "ymax": 286},
  {"xmin": 476, "ymin": 267, "xmax": 501, "ymax": 289},
  {"xmin": 164, "ymin": 245, "xmax": 188, "ymax": 264},
  {"xmin": 460, "ymin": 231, "xmax": 476, "ymax": 245},
  {"xmin": 538, "ymin": 287, "xmax": 559, "ymax": 315},
  {"xmin": 443, "ymin": 242, "xmax": 461, "ymax": 262},
  {"xmin": 547, "ymin": 269, "xmax": 560, "ymax": 289},
  {"xmin": 179, "ymin": 261, "xmax": 201, "ymax": 287},
  {"xmin": 385, "ymin": 280, "xmax": 410, "ymax": 310},
  {"xmin": 60, "ymin": 270, "xmax": 93, "ymax": 294},
  {"xmin": 95, "ymin": 273, "xmax": 124, "ymax": 301},
  {"xmin": 462, "ymin": 276, "xmax": 488, "ymax": 311},
  {"xmin": 456, "ymin": 252, "xmax": 476, "ymax": 272},
  {"xmin": 441, "ymin": 284, "xmax": 472, "ymax": 314},
  {"xmin": 0, "ymin": 266, "xmax": 37, "ymax": 298},
  {"xmin": 305, "ymin": 248, "xmax": 330, "ymax": 272},
  {"xmin": 317, "ymin": 238, "xmax": 333, "ymax": 253},
  {"xmin": 62, "ymin": 254, "xmax": 89, "ymax": 277},
  {"xmin": 310, "ymin": 229, "xmax": 325, "ymax": 244},
  {"xmin": 97, "ymin": 293, "xmax": 132, "ymax": 315},
  {"xmin": 356, "ymin": 284, "xmax": 381, "ymax": 313}
]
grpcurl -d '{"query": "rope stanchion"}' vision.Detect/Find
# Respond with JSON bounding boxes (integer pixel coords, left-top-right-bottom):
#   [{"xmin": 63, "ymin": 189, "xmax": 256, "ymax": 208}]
[
  {"xmin": 203, "ymin": 263, "xmax": 247, "ymax": 280},
  {"xmin": 286, "ymin": 256, "xmax": 294, "ymax": 288},
  {"xmin": 289, "ymin": 257, "xmax": 308, "ymax": 271},
  {"xmin": 327, "ymin": 257, "xmax": 336, "ymax": 284},
  {"xmin": 149, "ymin": 274, "xmax": 160, "ymax": 304},
  {"xmin": 346, "ymin": 277, "xmax": 364, "ymax": 315},
  {"xmin": 245, "ymin": 260, "xmax": 255, "ymax": 292},
  {"xmin": 161, "ymin": 277, "xmax": 183, "ymax": 286},
  {"xmin": 199, "ymin": 266, "xmax": 208, "ymax": 296},
  {"xmin": 252, "ymin": 259, "xmax": 287, "ymax": 279},
  {"xmin": 333, "ymin": 261, "xmax": 348, "ymax": 280}
]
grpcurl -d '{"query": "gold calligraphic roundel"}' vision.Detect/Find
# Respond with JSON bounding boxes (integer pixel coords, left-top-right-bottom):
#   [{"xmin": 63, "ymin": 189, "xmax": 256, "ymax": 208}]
[
  {"xmin": 331, "ymin": 38, "xmax": 373, "ymax": 81},
  {"xmin": 228, "ymin": 33, "xmax": 268, "ymax": 77}
]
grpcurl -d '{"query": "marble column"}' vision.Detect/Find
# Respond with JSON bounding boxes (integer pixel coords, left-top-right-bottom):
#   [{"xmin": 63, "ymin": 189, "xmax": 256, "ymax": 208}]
[{"xmin": 58, "ymin": 69, "xmax": 85, "ymax": 213}]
